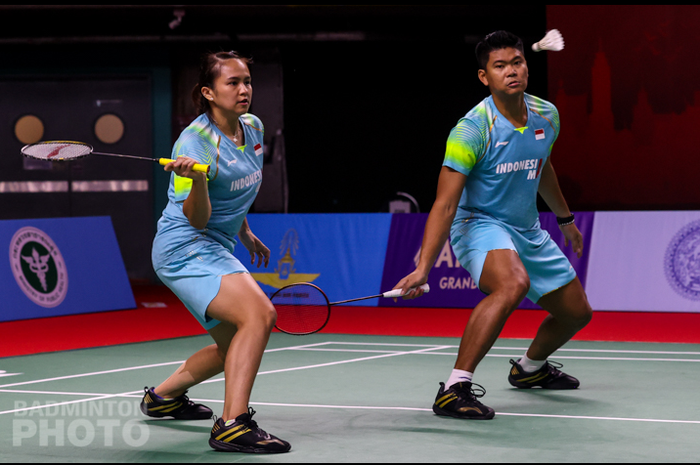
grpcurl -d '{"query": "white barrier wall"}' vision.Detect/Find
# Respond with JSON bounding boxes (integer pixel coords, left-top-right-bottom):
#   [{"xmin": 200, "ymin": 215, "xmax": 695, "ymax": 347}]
[{"xmin": 586, "ymin": 211, "xmax": 700, "ymax": 312}]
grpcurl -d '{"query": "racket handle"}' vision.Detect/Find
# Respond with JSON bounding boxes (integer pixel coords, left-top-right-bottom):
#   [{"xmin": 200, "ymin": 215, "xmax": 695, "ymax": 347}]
[
  {"xmin": 382, "ymin": 283, "xmax": 430, "ymax": 298},
  {"xmin": 158, "ymin": 158, "xmax": 210, "ymax": 173}
]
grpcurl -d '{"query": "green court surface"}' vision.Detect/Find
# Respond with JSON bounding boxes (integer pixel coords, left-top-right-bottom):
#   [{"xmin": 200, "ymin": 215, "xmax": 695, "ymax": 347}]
[{"xmin": 1, "ymin": 333, "xmax": 699, "ymax": 463}]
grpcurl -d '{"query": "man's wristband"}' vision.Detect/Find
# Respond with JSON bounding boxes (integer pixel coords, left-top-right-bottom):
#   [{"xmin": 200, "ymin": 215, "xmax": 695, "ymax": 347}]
[{"xmin": 557, "ymin": 213, "xmax": 575, "ymax": 226}]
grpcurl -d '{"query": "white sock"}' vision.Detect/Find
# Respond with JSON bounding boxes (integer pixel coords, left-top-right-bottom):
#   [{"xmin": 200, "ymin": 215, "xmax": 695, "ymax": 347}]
[
  {"xmin": 518, "ymin": 354, "xmax": 546, "ymax": 373},
  {"xmin": 445, "ymin": 369, "xmax": 473, "ymax": 389}
]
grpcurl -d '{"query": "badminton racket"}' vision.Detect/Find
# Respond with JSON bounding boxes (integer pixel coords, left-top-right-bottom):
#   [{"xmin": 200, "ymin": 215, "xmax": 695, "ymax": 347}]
[
  {"xmin": 271, "ymin": 282, "xmax": 430, "ymax": 336},
  {"xmin": 21, "ymin": 140, "xmax": 210, "ymax": 173}
]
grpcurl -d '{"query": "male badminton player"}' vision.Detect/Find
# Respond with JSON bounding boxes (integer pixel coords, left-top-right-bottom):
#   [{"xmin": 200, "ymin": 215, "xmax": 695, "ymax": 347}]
[
  {"xmin": 143, "ymin": 51, "xmax": 290, "ymax": 453},
  {"xmin": 394, "ymin": 31, "xmax": 593, "ymax": 420}
]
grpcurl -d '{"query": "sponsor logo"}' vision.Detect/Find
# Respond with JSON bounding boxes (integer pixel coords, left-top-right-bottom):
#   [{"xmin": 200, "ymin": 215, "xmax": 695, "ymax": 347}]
[
  {"xmin": 413, "ymin": 241, "xmax": 478, "ymax": 291},
  {"xmin": 230, "ymin": 169, "xmax": 262, "ymax": 192},
  {"xmin": 251, "ymin": 229, "xmax": 320, "ymax": 290},
  {"xmin": 495, "ymin": 158, "xmax": 543, "ymax": 180},
  {"xmin": 495, "ymin": 141, "xmax": 509, "ymax": 148},
  {"xmin": 664, "ymin": 220, "xmax": 700, "ymax": 301},
  {"xmin": 9, "ymin": 227, "xmax": 68, "ymax": 308}
]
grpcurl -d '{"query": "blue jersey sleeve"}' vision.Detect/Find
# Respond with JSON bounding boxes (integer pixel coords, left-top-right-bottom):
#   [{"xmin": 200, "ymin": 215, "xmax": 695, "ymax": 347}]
[
  {"xmin": 443, "ymin": 118, "xmax": 486, "ymax": 176},
  {"xmin": 171, "ymin": 131, "xmax": 219, "ymax": 203}
]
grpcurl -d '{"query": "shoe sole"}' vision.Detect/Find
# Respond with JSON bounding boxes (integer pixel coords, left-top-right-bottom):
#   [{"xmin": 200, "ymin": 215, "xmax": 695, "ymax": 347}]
[
  {"xmin": 209, "ymin": 438, "xmax": 291, "ymax": 454},
  {"xmin": 140, "ymin": 403, "xmax": 213, "ymax": 420},
  {"xmin": 432, "ymin": 404, "xmax": 495, "ymax": 420},
  {"xmin": 508, "ymin": 379, "xmax": 579, "ymax": 390}
]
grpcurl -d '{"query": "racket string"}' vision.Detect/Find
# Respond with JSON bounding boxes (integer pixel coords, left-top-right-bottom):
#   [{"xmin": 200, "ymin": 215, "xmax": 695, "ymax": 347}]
[
  {"xmin": 22, "ymin": 142, "xmax": 92, "ymax": 160},
  {"xmin": 272, "ymin": 284, "xmax": 330, "ymax": 335}
]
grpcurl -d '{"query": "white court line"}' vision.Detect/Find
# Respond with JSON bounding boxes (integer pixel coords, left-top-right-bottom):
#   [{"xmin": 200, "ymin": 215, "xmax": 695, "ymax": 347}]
[
  {"xmin": 329, "ymin": 342, "xmax": 700, "ymax": 356},
  {"xmin": 290, "ymin": 348, "xmax": 402, "ymax": 354},
  {"xmin": 495, "ymin": 346, "xmax": 700, "ymax": 356},
  {"xmin": 198, "ymin": 345, "xmax": 453, "ymax": 384},
  {"xmin": 155, "ymin": 398, "xmax": 700, "ymax": 425},
  {"xmin": 0, "ymin": 341, "xmax": 333, "ymax": 390},
  {"xmin": 3, "ymin": 389, "xmax": 699, "ymax": 426},
  {"xmin": 0, "ymin": 389, "xmax": 134, "ymax": 397},
  {"xmin": 0, "ymin": 361, "xmax": 185, "ymax": 390},
  {"xmin": 326, "ymin": 342, "xmax": 445, "ymax": 348},
  {"xmin": 419, "ymin": 353, "xmax": 700, "ymax": 363},
  {"xmin": 0, "ymin": 342, "xmax": 446, "ymax": 416},
  {"xmin": 3, "ymin": 340, "xmax": 699, "ymax": 416},
  {"xmin": 0, "ymin": 390, "xmax": 144, "ymax": 416},
  {"xmin": 0, "ymin": 345, "xmax": 451, "ymax": 415}
]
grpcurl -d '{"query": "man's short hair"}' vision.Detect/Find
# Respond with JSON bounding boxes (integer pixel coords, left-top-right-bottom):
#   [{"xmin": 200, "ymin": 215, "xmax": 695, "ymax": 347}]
[{"xmin": 475, "ymin": 31, "xmax": 525, "ymax": 69}]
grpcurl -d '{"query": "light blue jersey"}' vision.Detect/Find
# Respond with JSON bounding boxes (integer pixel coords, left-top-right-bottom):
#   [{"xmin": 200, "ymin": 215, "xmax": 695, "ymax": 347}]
[
  {"xmin": 152, "ymin": 112, "xmax": 264, "ymax": 270},
  {"xmin": 443, "ymin": 94, "xmax": 560, "ymax": 230}
]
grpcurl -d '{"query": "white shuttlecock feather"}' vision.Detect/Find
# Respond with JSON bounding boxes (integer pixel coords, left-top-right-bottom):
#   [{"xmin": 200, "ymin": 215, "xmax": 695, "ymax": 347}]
[{"xmin": 532, "ymin": 29, "xmax": 564, "ymax": 52}]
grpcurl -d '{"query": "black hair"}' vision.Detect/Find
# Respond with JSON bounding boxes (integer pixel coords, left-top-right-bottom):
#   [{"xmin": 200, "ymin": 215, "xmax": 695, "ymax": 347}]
[
  {"xmin": 475, "ymin": 31, "xmax": 524, "ymax": 70},
  {"xmin": 191, "ymin": 51, "xmax": 253, "ymax": 115}
]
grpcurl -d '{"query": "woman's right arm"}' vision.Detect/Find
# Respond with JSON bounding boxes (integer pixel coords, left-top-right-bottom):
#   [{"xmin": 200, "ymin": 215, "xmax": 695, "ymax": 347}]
[{"xmin": 164, "ymin": 156, "xmax": 211, "ymax": 230}]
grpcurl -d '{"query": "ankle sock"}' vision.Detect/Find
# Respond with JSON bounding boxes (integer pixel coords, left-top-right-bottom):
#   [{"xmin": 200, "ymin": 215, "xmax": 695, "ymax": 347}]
[
  {"xmin": 518, "ymin": 354, "xmax": 546, "ymax": 373},
  {"xmin": 445, "ymin": 369, "xmax": 473, "ymax": 389}
]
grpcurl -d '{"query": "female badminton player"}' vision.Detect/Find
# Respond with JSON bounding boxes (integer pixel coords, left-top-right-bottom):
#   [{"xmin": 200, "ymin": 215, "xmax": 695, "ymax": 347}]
[{"xmin": 141, "ymin": 51, "xmax": 291, "ymax": 454}]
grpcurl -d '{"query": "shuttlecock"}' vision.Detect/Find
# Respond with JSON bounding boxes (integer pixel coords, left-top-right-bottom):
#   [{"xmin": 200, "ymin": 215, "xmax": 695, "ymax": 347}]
[{"xmin": 532, "ymin": 29, "xmax": 564, "ymax": 52}]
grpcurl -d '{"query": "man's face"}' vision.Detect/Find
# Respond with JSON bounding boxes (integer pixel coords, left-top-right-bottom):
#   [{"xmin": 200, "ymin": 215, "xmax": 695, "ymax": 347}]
[{"xmin": 478, "ymin": 47, "xmax": 529, "ymax": 96}]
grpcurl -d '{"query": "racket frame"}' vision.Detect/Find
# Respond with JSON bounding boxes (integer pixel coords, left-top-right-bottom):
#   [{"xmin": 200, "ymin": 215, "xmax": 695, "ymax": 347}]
[
  {"xmin": 20, "ymin": 140, "xmax": 210, "ymax": 173},
  {"xmin": 271, "ymin": 282, "xmax": 332, "ymax": 336},
  {"xmin": 270, "ymin": 282, "xmax": 430, "ymax": 336}
]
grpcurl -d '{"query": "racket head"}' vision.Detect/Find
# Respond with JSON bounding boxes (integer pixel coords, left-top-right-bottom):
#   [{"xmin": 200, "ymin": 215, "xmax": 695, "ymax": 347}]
[
  {"xmin": 271, "ymin": 282, "xmax": 331, "ymax": 336},
  {"xmin": 21, "ymin": 141, "xmax": 93, "ymax": 161}
]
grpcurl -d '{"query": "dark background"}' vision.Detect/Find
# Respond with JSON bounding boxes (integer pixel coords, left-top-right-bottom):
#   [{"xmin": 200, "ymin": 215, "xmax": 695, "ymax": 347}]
[
  {"xmin": 0, "ymin": 5, "xmax": 549, "ymax": 214},
  {"xmin": 1, "ymin": 5, "xmax": 697, "ymax": 282}
]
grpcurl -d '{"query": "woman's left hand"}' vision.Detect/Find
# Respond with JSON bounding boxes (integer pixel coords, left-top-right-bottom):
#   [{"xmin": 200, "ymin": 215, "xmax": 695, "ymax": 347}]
[{"xmin": 239, "ymin": 229, "xmax": 270, "ymax": 268}]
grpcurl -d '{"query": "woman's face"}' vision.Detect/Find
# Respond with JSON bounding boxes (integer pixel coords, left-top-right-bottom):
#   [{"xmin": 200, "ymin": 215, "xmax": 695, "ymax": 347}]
[{"xmin": 203, "ymin": 58, "xmax": 252, "ymax": 115}]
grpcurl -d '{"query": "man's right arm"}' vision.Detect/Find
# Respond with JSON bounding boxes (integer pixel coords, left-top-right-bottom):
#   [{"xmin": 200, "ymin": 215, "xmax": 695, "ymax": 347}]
[{"xmin": 393, "ymin": 166, "xmax": 467, "ymax": 298}]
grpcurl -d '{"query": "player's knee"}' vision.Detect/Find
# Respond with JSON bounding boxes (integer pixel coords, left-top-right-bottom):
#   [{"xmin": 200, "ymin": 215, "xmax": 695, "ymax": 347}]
[
  {"xmin": 506, "ymin": 273, "xmax": 530, "ymax": 304},
  {"xmin": 264, "ymin": 305, "xmax": 278, "ymax": 330},
  {"xmin": 491, "ymin": 276, "xmax": 529, "ymax": 312},
  {"xmin": 573, "ymin": 302, "xmax": 593, "ymax": 330},
  {"xmin": 247, "ymin": 301, "xmax": 277, "ymax": 332}
]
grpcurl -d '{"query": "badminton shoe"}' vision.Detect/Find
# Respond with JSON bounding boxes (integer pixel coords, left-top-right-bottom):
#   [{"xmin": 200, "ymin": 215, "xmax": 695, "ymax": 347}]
[
  {"xmin": 508, "ymin": 359, "xmax": 580, "ymax": 389},
  {"xmin": 432, "ymin": 381, "xmax": 495, "ymax": 420},
  {"xmin": 140, "ymin": 387, "xmax": 213, "ymax": 420},
  {"xmin": 209, "ymin": 408, "xmax": 291, "ymax": 454}
]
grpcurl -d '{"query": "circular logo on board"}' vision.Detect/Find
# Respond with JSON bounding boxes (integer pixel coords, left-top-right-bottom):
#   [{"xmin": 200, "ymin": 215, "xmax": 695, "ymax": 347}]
[
  {"xmin": 9, "ymin": 226, "xmax": 68, "ymax": 308},
  {"xmin": 664, "ymin": 220, "xmax": 700, "ymax": 301}
]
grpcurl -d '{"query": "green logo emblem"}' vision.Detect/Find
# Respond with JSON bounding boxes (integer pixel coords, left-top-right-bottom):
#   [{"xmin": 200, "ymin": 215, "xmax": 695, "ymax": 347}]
[{"xmin": 10, "ymin": 227, "xmax": 68, "ymax": 308}]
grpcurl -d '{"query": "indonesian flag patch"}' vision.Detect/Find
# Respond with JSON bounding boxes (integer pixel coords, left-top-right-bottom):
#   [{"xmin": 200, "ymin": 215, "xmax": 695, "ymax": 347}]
[
  {"xmin": 254, "ymin": 143, "xmax": 263, "ymax": 156},
  {"xmin": 535, "ymin": 128, "xmax": 545, "ymax": 140}
]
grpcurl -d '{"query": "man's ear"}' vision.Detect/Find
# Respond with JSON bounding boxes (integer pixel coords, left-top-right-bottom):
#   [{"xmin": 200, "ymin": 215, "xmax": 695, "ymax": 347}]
[{"xmin": 477, "ymin": 69, "xmax": 489, "ymax": 87}]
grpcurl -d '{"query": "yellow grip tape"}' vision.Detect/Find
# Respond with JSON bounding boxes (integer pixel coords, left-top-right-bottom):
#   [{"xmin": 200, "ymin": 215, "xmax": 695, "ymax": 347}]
[{"xmin": 158, "ymin": 158, "xmax": 210, "ymax": 173}]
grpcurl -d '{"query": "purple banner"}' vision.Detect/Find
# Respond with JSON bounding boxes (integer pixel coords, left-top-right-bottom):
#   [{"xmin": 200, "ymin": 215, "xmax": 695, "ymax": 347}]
[{"xmin": 380, "ymin": 212, "xmax": 594, "ymax": 309}]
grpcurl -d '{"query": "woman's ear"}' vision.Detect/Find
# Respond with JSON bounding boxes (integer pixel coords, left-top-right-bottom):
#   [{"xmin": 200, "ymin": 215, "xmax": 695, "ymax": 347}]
[{"xmin": 202, "ymin": 87, "xmax": 214, "ymax": 101}]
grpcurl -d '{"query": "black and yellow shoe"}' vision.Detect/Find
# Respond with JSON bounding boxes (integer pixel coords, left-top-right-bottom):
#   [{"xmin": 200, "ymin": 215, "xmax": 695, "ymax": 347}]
[
  {"xmin": 140, "ymin": 387, "xmax": 213, "ymax": 420},
  {"xmin": 508, "ymin": 359, "xmax": 580, "ymax": 389},
  {"xmin": 432, "ymin": 382, "xmax": 495, "ymax": 420},
  {"xmin": 209, "ymin": 408, "xmax": 291, "ymax": 454}
]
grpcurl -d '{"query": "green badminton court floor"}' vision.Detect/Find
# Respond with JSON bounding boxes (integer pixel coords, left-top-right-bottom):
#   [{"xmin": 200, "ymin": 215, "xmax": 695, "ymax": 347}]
[{"xmin": 1, "ymin": 333, "xmax": 699, "ymax": 463}]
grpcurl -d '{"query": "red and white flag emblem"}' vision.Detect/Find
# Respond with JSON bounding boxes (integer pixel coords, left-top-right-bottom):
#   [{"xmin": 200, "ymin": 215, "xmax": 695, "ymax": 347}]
[
  {"xmin": 254, "ymin": 143, "xmax": 263, "ymax": 156},
  {"xmin": 535, "ymin": 128, "xmax": 545, "ymax": 140}
]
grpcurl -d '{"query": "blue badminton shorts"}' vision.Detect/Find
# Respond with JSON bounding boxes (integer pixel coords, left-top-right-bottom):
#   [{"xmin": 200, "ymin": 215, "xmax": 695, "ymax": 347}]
[
  {"xmin": 154, "ymin": 237, "xmax": 248, "ymax": 330},
  {"xmin": 450, "ymin": 217, "xmax": 576, "ymax": 303}
]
